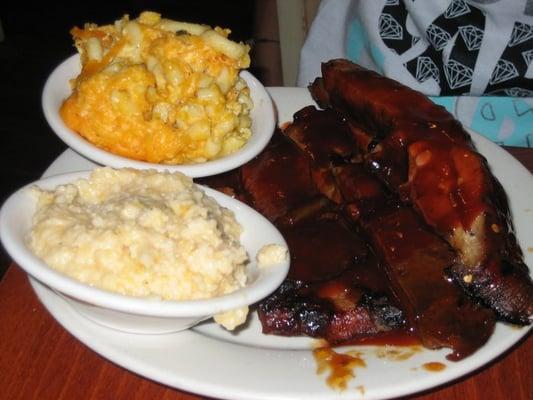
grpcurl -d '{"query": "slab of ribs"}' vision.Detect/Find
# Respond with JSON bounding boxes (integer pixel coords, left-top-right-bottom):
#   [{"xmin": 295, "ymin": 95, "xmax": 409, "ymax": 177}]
[{"xmin": 199, "ymin": 59, "xmax": 533, "ymax": 361}]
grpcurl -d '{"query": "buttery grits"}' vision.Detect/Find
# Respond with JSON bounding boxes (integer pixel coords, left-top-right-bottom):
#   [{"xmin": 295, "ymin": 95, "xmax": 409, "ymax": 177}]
[
  {"xmin": 257, "ymin": 244, "xmax": 288, "ymax": 267},
  {"xmin": 27, "ymin": 167, "xmax": 250, "ymax": 329}
]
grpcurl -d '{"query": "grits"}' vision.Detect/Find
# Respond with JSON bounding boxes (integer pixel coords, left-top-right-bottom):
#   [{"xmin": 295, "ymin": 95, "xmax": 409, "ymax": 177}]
[
  {"xmin": 27, "ymin": 167, "xmax": 249, "ymax": 329},
  {"xmin": 214, "ymin": 242, "xmax": 289, "ymax": 330},
  {"xmin": 257, "ymin": 244, "xmax": 288, "ymax": 267}
]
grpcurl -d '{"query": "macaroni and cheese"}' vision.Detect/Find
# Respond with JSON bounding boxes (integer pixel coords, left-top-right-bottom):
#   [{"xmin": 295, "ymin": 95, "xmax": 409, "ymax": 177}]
[{"xmin": 60, "ymin": 11, "xmax": 253, "ymax": 164}]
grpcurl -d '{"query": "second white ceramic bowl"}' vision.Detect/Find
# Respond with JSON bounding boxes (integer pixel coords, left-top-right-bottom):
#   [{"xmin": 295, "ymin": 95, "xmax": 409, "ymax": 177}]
[{"xmin": 42, "ymin": 54, "xmax": 276, "ymax": 178}]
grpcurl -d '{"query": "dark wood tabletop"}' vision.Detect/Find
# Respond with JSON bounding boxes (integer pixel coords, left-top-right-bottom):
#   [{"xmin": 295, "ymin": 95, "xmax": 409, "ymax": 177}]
[{"xmin": 0, "ymin": 147, "xmax": 531, "ymax": 400}]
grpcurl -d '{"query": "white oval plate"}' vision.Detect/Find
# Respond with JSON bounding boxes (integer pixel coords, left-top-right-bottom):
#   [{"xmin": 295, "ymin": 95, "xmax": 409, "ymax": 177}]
[
  {"xmin": 29, "ymin": 88, "xmax": 533, "ymax": 399},
  {"xmin": 42, "ymin": 54, "xmax": 276, "ymax": 178}
]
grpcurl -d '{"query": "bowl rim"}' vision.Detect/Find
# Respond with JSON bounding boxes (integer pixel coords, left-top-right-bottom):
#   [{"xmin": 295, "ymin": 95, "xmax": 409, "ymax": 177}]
[
  {"xmin": 42, "ymin": 54, "xmax": 276, "ymax": 178},
  {"xmin": 0, "ymin": 170, "xmax": 289, "ymax": 317}
]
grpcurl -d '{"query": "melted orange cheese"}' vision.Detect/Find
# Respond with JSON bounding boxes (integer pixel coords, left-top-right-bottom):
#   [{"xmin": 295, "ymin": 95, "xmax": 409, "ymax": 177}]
[{"xmin": 61, "ymin": 11, "xmax": 252, "ymax": 164}]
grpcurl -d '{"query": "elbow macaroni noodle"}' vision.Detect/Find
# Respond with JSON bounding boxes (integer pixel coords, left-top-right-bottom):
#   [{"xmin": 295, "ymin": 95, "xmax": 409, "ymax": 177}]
[{"xmin": 60, "ymin": 11, "xmax": 253, "ymax": 164}]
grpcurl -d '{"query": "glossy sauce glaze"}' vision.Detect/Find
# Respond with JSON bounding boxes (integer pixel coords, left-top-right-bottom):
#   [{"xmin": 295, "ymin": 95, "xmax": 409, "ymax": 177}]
[
  {"xmin": 311, "ymin": 59, "xmax": 533, "ymax": 325},
  {"xmin": 198, "ymin": 101, "xmax": 516, "ymax": 360},
  {"xmin": 282, "ymin": 108, "xmax": 494, "ymax": 360}
]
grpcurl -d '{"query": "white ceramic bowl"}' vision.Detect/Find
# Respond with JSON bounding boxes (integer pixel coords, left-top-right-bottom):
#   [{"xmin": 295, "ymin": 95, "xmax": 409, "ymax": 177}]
[
  {"xmin": 0, "ymin": 170, "xmax": 289, "ymax": 334},
  {"xmin": 42, "ymin": 54, "xmax": 276, "ymax": 178}
]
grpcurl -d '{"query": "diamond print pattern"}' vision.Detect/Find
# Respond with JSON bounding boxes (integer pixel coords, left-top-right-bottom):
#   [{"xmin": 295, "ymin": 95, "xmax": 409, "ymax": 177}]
[
  {"xmin": 415, "ymin": 57, "xmax": 440, "ymax": 83},
  {"xmin": 444, "ymin": 0, "xmax": 471, "ymax": 19},
  {"xmin": 489, "ymin": 59, "xmax": 519, "ymax": 84},
  {"xmin": 522, "ymin": 49, "xmax": 533, "ymax": 66},
  {"xmin": 426, "ymin": 24, "xmax": 451, "ymax": 50},
  {"xmin": 509, "ymin": 22, "xmax": 533, "ymax": 47},
  {"xmin": 513, "ymin": 98, "xmax": 533, "ymax": 114},
  {"xmin": 379, "ymin": 14, "xmax": 403, "ymax": 40},
  {"xmin": 444, "ymin": 60, "xmax": 473, "ymax": 89},
  {"xmin": 480, "ymin": 103, "xmax": 496, "ymax": 121},
  {"xmin": 458, "ymin": 25, "xmax": 484, "ymax": 51},
  {"xmin": 378, "ymin": 0, "xmax": 531, "ymax": 97},
  {"xmin": 506, "ymin": 87, "xmax": 533, "ymax": 97}
]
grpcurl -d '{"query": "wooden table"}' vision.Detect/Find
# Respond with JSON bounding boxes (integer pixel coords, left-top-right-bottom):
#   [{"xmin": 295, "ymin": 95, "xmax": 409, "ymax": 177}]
[{"xmin": 0, "ymin": 148, "xmax": 532, "ymax": 400}]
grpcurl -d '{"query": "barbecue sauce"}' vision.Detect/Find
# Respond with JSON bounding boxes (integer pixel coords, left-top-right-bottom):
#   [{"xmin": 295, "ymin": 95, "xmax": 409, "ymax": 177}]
[
  {"xmin": 200, "ymin": 107, "xmax": 499, "ymax": 362},
  {"xmin": 313, "ymin": 346, "xmax": 366, "ymax": 391},
  {"xmin": 423, "ymin": 362, "xmax": 447, "ymax": 372},
  {"xmin": 316, "ymin": 59, "xmax": 533, "ymax": 323}
]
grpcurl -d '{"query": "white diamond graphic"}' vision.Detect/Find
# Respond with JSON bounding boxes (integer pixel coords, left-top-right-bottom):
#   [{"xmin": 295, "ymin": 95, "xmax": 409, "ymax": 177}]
[
  {"xmin": 522, "ymin": 49, "xmax": 533, "ymax": 66},
  {"xmin": 444, "ymin": 60, "xmax": 473, "ymax": 89},
  {"xmin": 506, "ymin": 87, "xmax": 533, "ymax": 97},
  {"xmin": 379, "ymin": 14, "xmax": 403, "ymax": 40},
  {"xmin": 426, "ymin": 24, "xmax": 451, "ymax": 50},
  {"xmin": 489, "ymin": 59, "xmax": 519, "ymax": 84},
  {"xmin": 416, "ymin": 57, "xmax": 440, "ymax": 83},
  {"xmin": 444, "ymin": 0, "xmax": 471, "ymax": 19},
  {"xmin": 458, "ymin": 25, "xmax": 484, "ymax": 51},
  {"xmin": 509, "ymin": 22, "xmax": 533, "ymax": 47},
  {"xmin": 412, "ymin": 36, "xmax": 421, "ymax": 46}
]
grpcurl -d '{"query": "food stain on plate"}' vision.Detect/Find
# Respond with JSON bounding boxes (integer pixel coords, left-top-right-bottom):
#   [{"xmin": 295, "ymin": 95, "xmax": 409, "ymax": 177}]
[
  {"xmin": 422, "ymin": 362, "xmax": 447, "ymax": 372},
  {"xmin": 311, "ymin": 333, "xmax": 424, "ymax": 391},
  {"xmin": 374, "ymin": 345, "xmax": 423, "ymax": 361},
  {"xmin": 510, "ymin": 324, "xmax": 527, "ymax": 330},
  {"xmin": 313, "ymin": 345, "xmax": 366, "ymax": 391}
]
